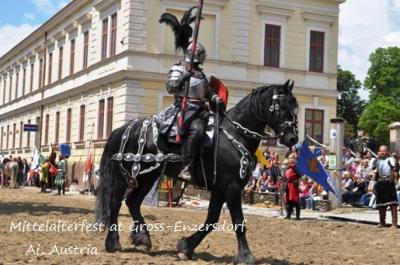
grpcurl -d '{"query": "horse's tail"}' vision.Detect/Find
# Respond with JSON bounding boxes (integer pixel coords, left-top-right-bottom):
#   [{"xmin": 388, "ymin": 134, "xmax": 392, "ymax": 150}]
[{"xmin": 95, "ymin": 138, "xmax": 114, "ymax": 228}]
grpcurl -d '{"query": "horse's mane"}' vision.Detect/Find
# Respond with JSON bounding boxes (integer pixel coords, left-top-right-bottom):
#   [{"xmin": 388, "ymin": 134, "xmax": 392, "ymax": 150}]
[{"xmin": 227, "ymin": 85, "xmax": 273, "ymax": 120}]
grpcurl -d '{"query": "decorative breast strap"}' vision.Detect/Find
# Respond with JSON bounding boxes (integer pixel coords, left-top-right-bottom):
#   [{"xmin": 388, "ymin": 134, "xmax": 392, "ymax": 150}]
[{"xmin": 222, "ymin": 129, "xmax": 254, "ymax": 179}]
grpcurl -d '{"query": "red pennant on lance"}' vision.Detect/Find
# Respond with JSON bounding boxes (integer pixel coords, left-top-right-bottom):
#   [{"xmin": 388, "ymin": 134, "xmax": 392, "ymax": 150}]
[
  {"xmin": 85, "ymin": 152, "xmax": 93, "ymax": 175},
  {"xmin": 210, "ymin": 76, "xmax": 229, "ymax": 107}
]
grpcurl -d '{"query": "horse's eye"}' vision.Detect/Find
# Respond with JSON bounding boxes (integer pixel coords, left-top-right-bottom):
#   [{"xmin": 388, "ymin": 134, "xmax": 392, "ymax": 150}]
[{"xmin": 293, "ymin": 108, "xmax": 298, "ymax": 115}]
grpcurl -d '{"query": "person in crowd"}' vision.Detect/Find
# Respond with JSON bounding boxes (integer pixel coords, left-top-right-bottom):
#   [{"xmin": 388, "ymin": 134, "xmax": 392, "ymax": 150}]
[
  {"xmin": 365, "ymin": 151, "xmax": 376, "ymax": 171},
  {"xmin": 17, "ymin": 157, "xmax": 23, "ymax": 186},
  {"xmin": 343, "ymin": 149, "xmax": 355, "ymax": 172},
  {"xmin": 269, "ymin": 154, "xmax": 281, "ymax": 184},
  {"xmin": 284, "ymin": 158, "xmax": 301, "ymax": 220},
  {"xmin": 55, "ymin": 154, "xmax": 67, "ymax": 195},
  {"xmin": 285, "ymin": 146, "xmax": 298, "ymax": 160},
  {"xmin": 21, "ymin": 158, "xmax": 29, "ymax": 186},
  {"xmin": 9, "ymin": 158, "xmax": 19, "ymax": 189},
  {"xmin": 266, "ymin": 175, "xmax": 278, "ymax": 192},
  {"xmin": 350, "ymin": 176, "xmax": 367, "ymax": 206},
  {"xmin": 39, "ymin": 158, "xmax": 50, "ymax": 193},
  {"xmin": 252, "ymin": 163, "xmax": 262, "ymax": 181},
  {"xmin": 359, "ymin": 174, "xmax": 376, "ymax": 207},
  {"xmin": 243, "ymin": 176, "xmax": 257, "ymax": 204},
  {"xmin": 317, "ymin": 149, "xmax": 328, "ymax": 169},
  {"xmin": 306, "ymin": 180, "xmax": 319, "ymax": 210},
  {"xmin": 352, "ymin": 158, "xmax": 361, "ymax": 179},
  {"xmin": 374, "ymin": 145, "xmax": 398, "ymax": 228},
  {"xmin": 358, "ymin": 159, "xmax": 373, "ymax": 181},
  {"xmin": 299, "ymin": 176, "xmax": 311, "ymax": 209},
  {"xmin": 256, "ymin": 171, "xmax": 268, "ymax": 192},
  {"xmin": 341, "ymin": 171, "xmax": 354, "ymax": 204}
]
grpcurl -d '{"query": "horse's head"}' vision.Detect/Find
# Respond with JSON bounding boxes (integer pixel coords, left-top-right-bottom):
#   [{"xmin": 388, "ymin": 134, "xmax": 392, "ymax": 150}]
[{"xmin": 252, "ymin": 80, "xmax": 298, "ymax": 147}]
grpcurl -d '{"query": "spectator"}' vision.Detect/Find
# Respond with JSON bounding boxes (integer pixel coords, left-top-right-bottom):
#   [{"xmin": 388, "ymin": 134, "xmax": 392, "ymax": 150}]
[
  {"xmin": 360, "ymin": 175, "xmax": 377, "ymax": 207},
  {"xmin": 243, "ymin": 177, "xmax": 256, "ymax": 204},
  {"xmin": 17, "ymin": 157, "xmax": 23, "ymax": 186},
  {"xmin": 341, "ymin": 171, "xmax": 354, "ymax": 204},
  {"xmin": 266, "ymin": 175, "xmax": 278, "ymax": 192},
  {"xmin": 9, "ymin": 158, "xmax": 19, "ymax": 189},
  {"xmin": 299, "ymin": 176, "xmax": 311, "ymax": 209},
  {"xmin": 252, "ymin": 163, "xmax": 262, "ymax": 181},
  {"xmin": 21, "ymin": 159, "xmax": 29, "ymax": 186},
  {"xmin": 269, "ymin": 154, "xmax": 281, "ymax": 184},
  {"xmin": 256, "ymin": 171, "xmax": 268, "ymax": 192},
  {"xmin": 306, "ymin": 180, "xmax": 319, "ymax": 210},
  {"xmin": 317, "ymin": 149, "xmax": 328, "ymax": 169}
]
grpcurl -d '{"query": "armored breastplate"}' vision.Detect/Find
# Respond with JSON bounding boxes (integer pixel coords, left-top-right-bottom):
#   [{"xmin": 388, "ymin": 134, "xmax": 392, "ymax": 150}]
[{"xmin": 175, "ymin": 76, "xmax": 207, "ymax": 100}]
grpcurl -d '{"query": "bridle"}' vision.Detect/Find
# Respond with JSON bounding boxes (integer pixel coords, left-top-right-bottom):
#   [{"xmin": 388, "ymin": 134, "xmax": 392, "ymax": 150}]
[{"xmin": 268, "ymin": 90, "xmax": 298, "ymax": 138}]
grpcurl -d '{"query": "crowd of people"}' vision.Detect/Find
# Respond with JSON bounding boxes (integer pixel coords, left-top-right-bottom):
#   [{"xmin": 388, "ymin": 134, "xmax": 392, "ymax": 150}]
[
  {"xmin": 0, "ymin": 153, "xmax": 68, "ymax": 196},
  {"xmin": 244, "ymin": 142, "xmax": 400, "ymax": 226},
  {"xmin": 244, "ymin": 145, "xmax": 329, "ymax": 220}
]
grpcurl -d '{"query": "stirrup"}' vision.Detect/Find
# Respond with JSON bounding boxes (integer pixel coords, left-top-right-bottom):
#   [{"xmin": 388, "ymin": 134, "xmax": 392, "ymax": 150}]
[{"xmin": 178, "ymin": 165, "xmax": 192, "ymax": 181}]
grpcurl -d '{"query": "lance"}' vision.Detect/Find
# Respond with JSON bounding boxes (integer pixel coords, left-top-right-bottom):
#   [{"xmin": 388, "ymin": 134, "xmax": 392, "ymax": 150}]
[{"xmin": 176, "ymin": 0, "xmax": 204, "ymax": 143}]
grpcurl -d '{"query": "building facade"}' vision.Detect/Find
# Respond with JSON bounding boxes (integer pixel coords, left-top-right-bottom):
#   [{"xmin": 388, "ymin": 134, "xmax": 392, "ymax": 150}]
[{"xmin": 0, "ymin": 0, "xmax": 344, "ymax": 164}]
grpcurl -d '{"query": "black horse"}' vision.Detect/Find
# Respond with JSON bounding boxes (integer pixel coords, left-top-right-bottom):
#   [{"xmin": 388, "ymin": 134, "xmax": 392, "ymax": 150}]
[{"xmin": 95, "ymin": 80, "xmax": 298, "ymax": 264}]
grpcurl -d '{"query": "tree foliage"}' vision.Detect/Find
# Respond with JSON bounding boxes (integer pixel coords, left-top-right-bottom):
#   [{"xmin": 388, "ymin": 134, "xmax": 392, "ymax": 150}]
[
  {"xmin": 358, "ymin": 97, "xmax": 400, "ymax": 145},
  {"xmin": 364, "ymin": 47, "xmax": 400, "ymax": 103},
  {"xmin": 337, "ymin": 65, "xmax": 365, "ymax": 130}
]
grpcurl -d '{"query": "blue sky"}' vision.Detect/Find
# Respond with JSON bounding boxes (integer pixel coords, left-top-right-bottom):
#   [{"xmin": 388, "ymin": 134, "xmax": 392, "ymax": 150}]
[{"xmin": 0, "ymin": 0, "xmax": 399, "ymax": 100}]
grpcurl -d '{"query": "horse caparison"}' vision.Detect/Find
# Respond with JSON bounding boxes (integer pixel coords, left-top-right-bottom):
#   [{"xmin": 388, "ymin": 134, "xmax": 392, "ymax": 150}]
[{"xmin": 95, "ymin": 80, "xmax": 298, "ymax": 264}]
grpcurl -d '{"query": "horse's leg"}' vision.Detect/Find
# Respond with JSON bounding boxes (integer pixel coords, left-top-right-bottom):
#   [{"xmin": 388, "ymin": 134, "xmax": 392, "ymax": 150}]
[
  {"xmin": 177, "ymin": 192, "xmax": 224, "ymax": 260},
  {"xmin": 226, "ymin": 185, "xmax": 256, "ymax": 265},
  {"xmin": 125, "ymin": 173, "xmax": 159, "ymax": 251},
  {"xmin": 105, "ymin": 179, "xmax": 126, "ymax": 252}
]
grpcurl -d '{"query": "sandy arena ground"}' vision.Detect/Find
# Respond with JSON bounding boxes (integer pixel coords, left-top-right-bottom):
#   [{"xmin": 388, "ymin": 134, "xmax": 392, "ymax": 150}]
[{"xmin": 0, "ymin": 188, "xmax": 399, "ymax": 265}]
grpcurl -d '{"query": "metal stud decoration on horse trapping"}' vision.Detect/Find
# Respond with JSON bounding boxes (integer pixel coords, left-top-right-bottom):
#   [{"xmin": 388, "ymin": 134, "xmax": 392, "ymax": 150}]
[
  {"xmin": 112, "ymin": 118, "xmax": 182, "ymax": 187},
  {"xmin": 222, "ymin": 129, "xmax": 254, "ymax": 179}
]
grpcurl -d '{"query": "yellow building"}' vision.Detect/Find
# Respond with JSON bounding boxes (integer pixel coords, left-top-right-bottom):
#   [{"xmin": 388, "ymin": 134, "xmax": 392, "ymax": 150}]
[{"xmin": 0, "ymin": 0, "xmax": 343, "ymax": 168}]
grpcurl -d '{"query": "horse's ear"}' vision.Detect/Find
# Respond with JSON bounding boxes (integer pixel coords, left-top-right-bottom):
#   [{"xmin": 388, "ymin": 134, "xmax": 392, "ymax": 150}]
[
  {"xmin": 289, "ymin": 80, "xmax": 294, "ymax": 92},
  {"xmin": 283, "ymin": 79, "xmax": 290, "ymax": 88}
]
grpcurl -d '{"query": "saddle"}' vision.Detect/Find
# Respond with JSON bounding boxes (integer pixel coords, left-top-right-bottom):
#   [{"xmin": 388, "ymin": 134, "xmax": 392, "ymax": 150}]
[{"xmin": 160, "ymin": 113, "xmax": 216, "ymax": 151}]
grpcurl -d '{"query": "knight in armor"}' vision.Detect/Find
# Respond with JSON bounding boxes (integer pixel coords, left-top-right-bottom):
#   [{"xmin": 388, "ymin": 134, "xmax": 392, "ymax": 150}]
[{"xmin": 165, "ymin": 42, "xmax": 224, "ymax": 182}]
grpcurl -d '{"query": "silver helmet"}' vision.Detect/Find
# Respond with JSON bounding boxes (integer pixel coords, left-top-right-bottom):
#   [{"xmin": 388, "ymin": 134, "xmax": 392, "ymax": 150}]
[{"xmin": 184, "ymin": 42, "xmax": 207, "ymax": 64}]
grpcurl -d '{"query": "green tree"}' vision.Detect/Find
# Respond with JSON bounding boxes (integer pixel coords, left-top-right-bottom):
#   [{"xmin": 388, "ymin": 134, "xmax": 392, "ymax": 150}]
[
  {"xmin": 337, "ymin": 65, "xmax": 365, "ymax": 132},
  {"xmin": 364, "ymin": 47, "xmax": 400, "ymax": 102},
  {"xmin": 358, "ymin": 97, "xmax": 400, "ymax": 145}
]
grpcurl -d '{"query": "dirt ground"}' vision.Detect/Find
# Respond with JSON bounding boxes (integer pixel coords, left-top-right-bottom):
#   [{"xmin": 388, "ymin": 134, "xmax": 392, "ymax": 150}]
[{"xmin": 0, "ymin": 188, "xmax": 399, "ymax": 265}]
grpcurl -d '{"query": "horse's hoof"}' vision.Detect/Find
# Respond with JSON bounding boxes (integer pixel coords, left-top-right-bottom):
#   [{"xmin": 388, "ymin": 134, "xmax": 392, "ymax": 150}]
[
  {"xmin": 177, "ymin": 252, "xmax": 189, "ymax": 260},
  {"xmin": 105, "ymin": 241, "xmax": 122, "ymax": 253},
  {"xmin": 135, "ymin": 244, "xmax": 151, "ymax": 252},
  {"xmin": 233, "ymin": 253, "xmax": 256, "ymax": 265}
]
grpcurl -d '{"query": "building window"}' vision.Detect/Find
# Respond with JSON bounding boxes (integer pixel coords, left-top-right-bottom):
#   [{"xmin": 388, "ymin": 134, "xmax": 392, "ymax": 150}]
[
  {"xmin": 44, "ymin": 114, "xmax": 49, "ymax": 146},
  {"xmin": 27, "ymin": 119, "xmax": 31, "ymax": 148},
  {"xmin": 6, "ymin": 125, "xmax": 9, "ymax": 149},
  {"xmin": 0, "ymin": 127, "xmax": 3, "ymax": 150},
  {"xmin": 106, "ymin": 97, "xmax": 113, "ymax": 137},
  {"xmin": 35, "ymin": 117, "xmax": 40, "ymax": 147},
  {"xmin": 66, "ymin": 108, "xmax": 72, "ymax": 143},
  {"xmin": 22, "ymin": 68, "xmax": 26, "ymax": 96},
  {"xmin": 98, "ymin": 99, "xmax": 105, "ymax": 139},
  {"xmin": 264, "ymin": 24, "xmax": 281, "ymax": 67},
  {"xmin": 48, "ymin": 52, "xmax": 53, "ymax": 85},
  {"xmin": 101, "ymin": 18, "xmax": 108, "ymax": 60},
  {"xmin": 309, "ymin": 31, "xmax": 324, "ymax": 73},
  {"xmin": 39, "ymin": 58, "xmax": 44, "ymax": 89},
  {"xmin": 70, "ymin": 39, "xmax": 75, "ymax": 75},
  {"xmin": 15, "ymin": 72, "xmax": 19, "ymax": 100},
  {"xmin": 58, "ymin": 46, "xmax": 63, "ymax": 80},
  {"xmin": 30, "ymin": 63, "xmax": 34, "ymax": 93},
  {"xmin": 19, "ymin": 121, "xmax": 23, "ymax": 148},
  {"xmin": 9, "ymin": 75, "xmax": 12, "ymax": 102},
  {"xmin": 83, "ymin": 31, "xmax": 89, "ymax": 69},
  {"xmin": 3, "ymin": 78, "xmax": 6, "ymax": 104},
  {"xmin": 55, "ymin": 111, "xmax": 60, "ymax": 144},
  {"xmin": 79, "ymin": 105, "xmax": 85, "ymax": 141},
  {"xmin": 110, "ymin": 13, "xmax": 117, "ymax": 56},
  {"xmin": 305, "ymin": 109, "xmax": 324, "ymax": 144},
  {"xmin": 12, "ymin": 123, "xmax": 16, "ymax": 149}
]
